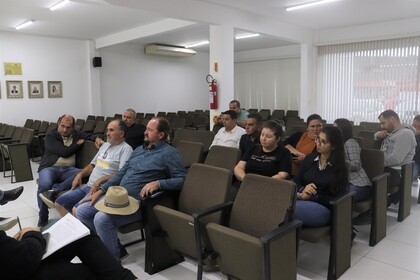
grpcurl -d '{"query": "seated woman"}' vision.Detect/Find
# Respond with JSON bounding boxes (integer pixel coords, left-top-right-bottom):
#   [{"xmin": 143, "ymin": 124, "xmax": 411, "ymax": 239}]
[
  {"xmin": 284, "ymin": 114, "xmax": 323, "ymax": 176},
  {"xmin": 334, "ymin": 118, "xmax": 372, "ymax": 202},
  {"xmin": 294, "ymin": 126, "xmax": 348, "ymax": 227},
  {"xmin": 233, "ymin": 120, "xmax": 292, "ymax": 199}
]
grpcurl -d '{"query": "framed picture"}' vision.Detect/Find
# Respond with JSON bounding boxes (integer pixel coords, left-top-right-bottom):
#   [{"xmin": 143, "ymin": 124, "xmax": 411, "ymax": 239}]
[
  {"xmin": 28, "ymin": 81, "xmax": 44, "ymax": 98},
  {"xmin": 48, "ymin": 81, "xmax": 62, "ymax": 98},
  {"xmin": 6, "ymin": 80, "xmax": 23, "ymax": 99}
]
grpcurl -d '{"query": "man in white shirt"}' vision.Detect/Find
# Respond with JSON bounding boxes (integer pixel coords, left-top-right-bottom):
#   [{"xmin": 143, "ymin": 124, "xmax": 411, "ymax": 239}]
[{"xmin": 211, "ymin": 110, "xmax": 246, "ymax": 148}]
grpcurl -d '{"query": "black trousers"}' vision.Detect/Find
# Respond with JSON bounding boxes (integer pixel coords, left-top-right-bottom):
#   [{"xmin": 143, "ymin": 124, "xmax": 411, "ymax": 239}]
[{"xmin": 35, "ymin": 234, "xmax": 136, "ymax": 280}]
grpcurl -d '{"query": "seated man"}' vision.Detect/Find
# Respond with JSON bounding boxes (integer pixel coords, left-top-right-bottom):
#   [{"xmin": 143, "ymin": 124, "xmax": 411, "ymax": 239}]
[
  {"xmin": 54, "ymin": 120, "xmax": 133, "ymax": 217},
  {"xmin": 239, "ymin": 113, "xmax": 262, "ymax": 156},
  {"xmin": 37, "ymin": 114, "xmax": 93, "ymax": 227},
  {"xmin": 229, "ymin": 100, "xmax": 249, "ymax": 128},
  {"xmin": 376, "ymin": 110, "xmax": 416, "ymax": 205},
  {"xmin": 210, "ymin": 110, "xmax": 246, "ymax": 148},
  {"xmin": 95, "ymin": 108, "xmax": 145, "ymax": 150},
  {"xmin": 75, "ymin": 117, "xmax": 186, "ymax": 260}
]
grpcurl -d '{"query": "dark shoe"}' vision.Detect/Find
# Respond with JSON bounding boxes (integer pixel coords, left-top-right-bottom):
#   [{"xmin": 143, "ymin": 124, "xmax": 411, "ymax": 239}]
[
  {"xmin": 39, "ymin": 190, "xmax": 58, "ymax": 209},
  {"xmin": 203, "ymin": 255, "xmax": 219, "ymax": 272},
  {"xmin": 38, "ymin": 217, "xmax": 48, "ymax": 228},
  {"xmin": 0, "ymin": 186, "xmax": 24, "ymax": 205},
  {"xmin": 120, "ymin": 246, "xmax": 129, "ymax": 261}
]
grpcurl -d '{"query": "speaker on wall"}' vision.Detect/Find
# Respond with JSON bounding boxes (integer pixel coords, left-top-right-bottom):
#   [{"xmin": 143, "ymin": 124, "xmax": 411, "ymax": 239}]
[{"xmin": 93, "ymin": 57, "xmax": 102, "ymax": 68}]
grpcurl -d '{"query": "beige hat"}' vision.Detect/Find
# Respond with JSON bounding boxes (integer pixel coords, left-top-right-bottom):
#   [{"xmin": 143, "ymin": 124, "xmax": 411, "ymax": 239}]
[{"xmin": 95, "ymin": 186, "xmax": 139, "ymax": 215}]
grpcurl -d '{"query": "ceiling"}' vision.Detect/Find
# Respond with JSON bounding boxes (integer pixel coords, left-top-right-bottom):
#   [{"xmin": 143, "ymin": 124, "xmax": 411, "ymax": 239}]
[{"xmin": 1, "ymin": 0, "xmax": 420, "ymax": 52}]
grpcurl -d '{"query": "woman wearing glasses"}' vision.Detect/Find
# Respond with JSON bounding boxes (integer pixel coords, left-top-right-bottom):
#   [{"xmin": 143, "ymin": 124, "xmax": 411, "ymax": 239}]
[
  {"xmin": 284, "ymin": 114, "xmax": 323, "ymax": 176},
  {"xmin": 293, "ymin": 126, "xmax": 349, "ymax": 227}
]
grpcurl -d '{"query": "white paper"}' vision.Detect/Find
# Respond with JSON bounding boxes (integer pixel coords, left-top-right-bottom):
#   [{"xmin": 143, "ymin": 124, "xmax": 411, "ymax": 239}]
[{"xmin": 42, "ymin": 213, "xmax": 90, "ymax": 259}]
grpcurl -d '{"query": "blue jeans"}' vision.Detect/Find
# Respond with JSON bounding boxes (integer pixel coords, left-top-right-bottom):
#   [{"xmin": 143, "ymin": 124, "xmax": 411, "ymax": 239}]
[
  {"xmin": 55, "ymin": 185, "xmax": 91, "ymax": 212},
  {"xmin": 349, "ymin": 184, "xmax": 371, "ymax": 203},
  {"xmin": 76, "ymin": 197, "xmax": 142, "ymax": 260},
  {"xmin": 294, "ymin": 200, "xmax": 331, "ymax": 227},
  {"xmin": 38, "ymin": 166, "xmax": 80, "ymax": 220}
]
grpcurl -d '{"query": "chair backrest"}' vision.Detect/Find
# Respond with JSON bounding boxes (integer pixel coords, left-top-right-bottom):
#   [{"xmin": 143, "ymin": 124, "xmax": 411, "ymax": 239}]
[
  {"xmin": 258, "ymin": 109, "xmax": 271, "ymax": 121},
  {"xmin": 0, "ymin": 124, "xmax": 9, "ymax": 136},
  {"xmin": 38, "ymin": 121, "xmax": 49, "ymax": 134},
  {"xmin": 358, "ymin": 130, "xmax": 381, "ymax": 149},
  {"xmin": 86, "ymin": 115, "xmax": 95, "ymax": 121},
  {"xmin": 204, "ymin": 145, "xmax": 240, "ymax": 172},
  {"xmin": 79, "ymin": 140, "xmax": 99, "ymax": 168},
  {"xmin": 75, "ymin": 119, "xmax": 85, "ymax": 130},
  {"xmin": 229, "ymin": 174, "xmax": 296, "ymax": 237},
  {"xmin": 114, "ymin": 113, "xmax": 122, "ymax": 120},
  {"xmin": 3, "ymin": 125, "xmax": 16, "ymax": 138},
  {"xmin": 360, "ymin": 121, "xmax": 381, "ymax": 131},
  {"xmin": 11, "ymin": 127, "xmax": 24, "ymax": 141},
  {"xmin": 46, "ymin": 122, "xmax": 58, "ymax": 133},
  {"xmin": 172, "ymin": 128, "xmax": 215, "ymax": 152},
  {"xmin": 93, "ymin": 120, "xmax": 108, "ymax": 135},
  {"xmin": 20, "ymin": 128, "xmax": 34, "ymax": 143},
  {"xmin": 32, "ymin": 120, "xmax": 42, "ymax": 132},
  {"xmin": 24, "ymin": 119, "xmax": 33, "ymax": 128},
  {"xmin": 178, "ymin": 163, "xmax": 232, "ymax": 222},
  {"xmin": 144, "ymin": 113, "xmax": 155, "ymax": 119},
  {"xmin": 360, "ymin": 148, "xmax": 384, "ymax": 181},
  {"xmin": 171, "ymin": 117, "xmax": 186, "ymax": 130},
  {"xmin": 286, "ymin": 110, "xmax": 299, "ymax": 118},
  {"xmin": 176, "ymin": 140, "xmax": 203, "ymax": 168},
  {"xmin": 82, "ymin": 119, "xmax": 95, "ymax": 132},
  {"xmin": 285, "ymin": 124, "xmax": 306, "ymax": 137},
  {"xmin": 270, "ymin": 110, "xmax": 285, "ymax": 120}
]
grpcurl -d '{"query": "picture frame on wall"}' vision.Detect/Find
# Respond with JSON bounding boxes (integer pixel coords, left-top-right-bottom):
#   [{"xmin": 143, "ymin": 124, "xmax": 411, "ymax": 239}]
[
  {"xmin": 28, "ymin": 81, "xmax": 44, "ymax": 98},
  {"xmin": 48, "ymin": 81, "xmax": 62, "ymax": 98},
  {"xmin": 6, "ymin": 80, "xmax": 23, "ymax": 99}
]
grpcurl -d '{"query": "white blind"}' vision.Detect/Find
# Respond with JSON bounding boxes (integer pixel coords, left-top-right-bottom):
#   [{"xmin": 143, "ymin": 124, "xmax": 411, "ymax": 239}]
[
  {"xmin": 317, "ymin": 37, "xmax": 420, "ymax": 124},
  {"xmin": 234, "ymin": 58, "xmax": 301, "ymax": 111}
]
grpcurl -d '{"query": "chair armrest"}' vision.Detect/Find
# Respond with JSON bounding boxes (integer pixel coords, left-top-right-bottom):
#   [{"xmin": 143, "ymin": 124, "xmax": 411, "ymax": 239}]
[
  {"xmin": 371, "ymin": 172, "xmax": 390, "ymax": 185},
  {"xmin": 192, "ymin": 201, "xmax": 234, "ymax": 220},
  {"xmin": 0, "ymin": 137, "xmax": 12, "ymax": 141},
  {"xmin": 0, "ymin": 139, "xmax": 18, "ymax": 145},
  {"xmin": 261, "ymin": 220, "xmax": 302, "ymax": 245},
  {"xmin": 8, "ymin": 142, "xmax": 31, "ymax": 147},
  {"xmin": 329, "ymin": 191, "xmax": 355, "ymax": 207}
]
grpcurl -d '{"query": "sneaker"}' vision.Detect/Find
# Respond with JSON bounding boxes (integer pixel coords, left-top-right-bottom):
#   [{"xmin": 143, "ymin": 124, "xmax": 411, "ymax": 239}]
[
  {"xmin": 203, "ymin": 256, "xmax": 219, "ymax": 272},
  {"xmin": 39, "ymin": 190, "xmax": 58, "ymax": 209},
  {"xmin": 120, "ymin": 246, "xmax": 129, "ymax": 261}
]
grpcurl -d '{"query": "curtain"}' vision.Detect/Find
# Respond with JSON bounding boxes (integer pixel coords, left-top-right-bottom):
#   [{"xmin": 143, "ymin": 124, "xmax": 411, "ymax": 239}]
[
  {"xmin": 234, "ymin": 58, "xmax": 301, "ymax": 111},
  {"xmin": 317, "ymin": 37, "xmax": 420, "ymax": 124}
]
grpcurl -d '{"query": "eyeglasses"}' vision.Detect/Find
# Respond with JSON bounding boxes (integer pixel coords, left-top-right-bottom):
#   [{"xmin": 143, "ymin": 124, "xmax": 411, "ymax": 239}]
[{"xmin": 315, "ymin": 137, "xmax": 329, "ymax": 146}]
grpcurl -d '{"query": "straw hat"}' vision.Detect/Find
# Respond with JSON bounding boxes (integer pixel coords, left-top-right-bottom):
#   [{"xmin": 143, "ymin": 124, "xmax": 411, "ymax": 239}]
[{"xmin": 95, "ymin": 186, "xmax": 139, "ymax": 215}]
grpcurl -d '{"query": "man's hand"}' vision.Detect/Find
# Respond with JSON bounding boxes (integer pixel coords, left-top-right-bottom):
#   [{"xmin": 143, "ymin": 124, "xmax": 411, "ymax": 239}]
[
  {"xmin": 140, "ymin": 181, "xmax": 160, "ymax": 198},
  {"xmin": 71, "ymin": 173, "xmax": 83, "ymax": 190},
  {"xmin": 13, "ymin": 227, "xmax": 40, "ymax": 241},
  {"xmin": 80, "ymin": 189, "xmax": 104, "ymax": 206},
  {"xmin": 95, "ymin": 137, "xmax": 105, "ymax": 149},
  {"xmin": 76, "ymin": 139, "xmax": 85, "ymax": 145},
  {"xmin": 303, "ymin": 183, "xmax": 317, "ymax": 195}
]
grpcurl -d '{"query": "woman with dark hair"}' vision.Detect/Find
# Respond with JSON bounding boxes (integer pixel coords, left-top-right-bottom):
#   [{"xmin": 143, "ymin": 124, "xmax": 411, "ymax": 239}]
[
  {"xmin": 293, "ymin": 126, "xmax": 348, "ymax": 227},
  {"xmin": 232, "ymin": 120, "xmax": 292, "ymax": 199},
  {"xmin": 334, "ymin": 118, "xmax": 371, "ymax": 202},
  {"xmin": 284, "ymin": 114, "xmax": 323, "ymax": 176}
]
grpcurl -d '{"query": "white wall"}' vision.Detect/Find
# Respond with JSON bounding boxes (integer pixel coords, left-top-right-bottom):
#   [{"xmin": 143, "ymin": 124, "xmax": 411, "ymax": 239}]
[
  {"xmin": 98, "ymin": 43, "xmax": 209, "ymax": 116},
  {"xmin": 0, "ymin": 32, "xmax": 93, "ymax": 126}
]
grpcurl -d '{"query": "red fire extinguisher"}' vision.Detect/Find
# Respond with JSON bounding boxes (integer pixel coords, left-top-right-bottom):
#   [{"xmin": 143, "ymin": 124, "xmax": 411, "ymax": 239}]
[{"xmin": 207, "ymin": 74, "xmax": 218, "ymax": 109}]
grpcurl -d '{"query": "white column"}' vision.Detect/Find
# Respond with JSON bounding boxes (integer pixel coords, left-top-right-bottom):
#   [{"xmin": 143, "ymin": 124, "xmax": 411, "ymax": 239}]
[
  {"xmin": 300, "ymin": 43, "xmax": 317, "ymax": 120},
  {"xmin": 209, "ymin": 25, "xmax": 234, "ymax": 129}
]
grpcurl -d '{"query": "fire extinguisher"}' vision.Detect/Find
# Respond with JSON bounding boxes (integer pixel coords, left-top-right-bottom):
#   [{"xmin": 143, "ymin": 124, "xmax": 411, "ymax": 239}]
[{"xmin": 206, "ymin": 74, "xmax": 218, "ymax": 109}]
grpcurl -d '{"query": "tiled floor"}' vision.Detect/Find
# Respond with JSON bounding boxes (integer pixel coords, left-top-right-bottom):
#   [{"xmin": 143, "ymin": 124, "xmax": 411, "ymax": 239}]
[{"xmin": 2, "ymin": 161, "xmax": 420, "ymax": 279}]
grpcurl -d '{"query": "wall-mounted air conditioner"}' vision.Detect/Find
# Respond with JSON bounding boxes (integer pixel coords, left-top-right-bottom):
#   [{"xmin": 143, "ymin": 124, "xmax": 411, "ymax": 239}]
[{"xmin": 144, "ymin": 44, "xmax": 196, "ymax": 57}]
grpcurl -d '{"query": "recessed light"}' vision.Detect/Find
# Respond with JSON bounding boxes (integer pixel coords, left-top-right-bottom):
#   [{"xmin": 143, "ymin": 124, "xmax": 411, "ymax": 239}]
[
  {"xmin": 286, "ymin": 0, "xmax": 340, "ymax": 11},
  {"xmin": 15, "ymin": 20, "xmax": 34, "ymax": 30},
  {"xmin": 50, "ymin": 0, "xmax": 70, "ymax": 11},
  {"xmin": 185, "ymin": 40, "xmax": 209, "ymax": 48},
  {"xmin": 235, "ymin": 33, "xmax": 260, "ymax": 40}
]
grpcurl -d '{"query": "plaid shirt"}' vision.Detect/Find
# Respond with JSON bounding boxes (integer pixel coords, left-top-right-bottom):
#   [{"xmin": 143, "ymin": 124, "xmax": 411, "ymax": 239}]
[{"xmin": 345, "ymin": 139, "xmax": 371, "ymax": 187}]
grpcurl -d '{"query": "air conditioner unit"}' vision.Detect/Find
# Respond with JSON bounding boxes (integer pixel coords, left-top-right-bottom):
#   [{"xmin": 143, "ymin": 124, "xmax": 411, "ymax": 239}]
[{"xmin": 144, "ymin": 44, "xmax": 196, "ymax": 57}]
